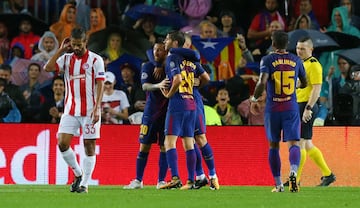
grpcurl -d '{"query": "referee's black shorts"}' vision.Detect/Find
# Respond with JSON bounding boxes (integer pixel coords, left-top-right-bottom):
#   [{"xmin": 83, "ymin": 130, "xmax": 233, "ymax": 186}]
[{"xmin": 298, "ymin": 102, "xmax": 319, "ymax": 139}]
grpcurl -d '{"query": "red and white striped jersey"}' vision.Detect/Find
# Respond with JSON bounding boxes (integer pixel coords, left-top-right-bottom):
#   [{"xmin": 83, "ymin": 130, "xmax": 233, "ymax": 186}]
[{"xmin": 55, "ymin": 50, "xmax": 105, "ymax": 116}]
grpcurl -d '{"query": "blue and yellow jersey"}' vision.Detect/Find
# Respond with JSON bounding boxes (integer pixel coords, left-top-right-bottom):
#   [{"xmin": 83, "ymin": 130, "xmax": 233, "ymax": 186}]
[
  {"xmin": 260, "ymin": 52, "xmax": 306, "ymax": 112},
  {"xmin": 169, "ymin": 48, "xmax": 205, "ymax": 106},
  {"xmin": 165, "ymin": 51, "xmax": 197, "ymax": 112}
]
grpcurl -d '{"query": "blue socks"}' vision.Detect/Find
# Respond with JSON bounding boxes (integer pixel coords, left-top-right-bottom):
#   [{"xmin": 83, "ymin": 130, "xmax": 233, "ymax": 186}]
[
  {"xmin": 158, "ymin": 151, "xmax": 168, "ymax": 182},
  {"xmin": 186, "ymin": 149, "xmax": 196, "ymax": 181},
  {"xmin": 194, "ymin": 145, "xmax": 204, "ymax": 176},
  {"xmin": 201, "ymin": 143, "xmax": 216, "ymax": 176},
  {"xmin": 136, "ymin": 151, "xmax": 149, "ymax": 181},
  {"xmin": 289, "ymin": 145, "xmax": 300, "ymax": 174},
  {"xmin": 166, "ymin": 148, "xmax": 179, "ymax": 178},
  {"xmin": 269, "ymin": 148, "xmax": 281, "ymax": 178}
]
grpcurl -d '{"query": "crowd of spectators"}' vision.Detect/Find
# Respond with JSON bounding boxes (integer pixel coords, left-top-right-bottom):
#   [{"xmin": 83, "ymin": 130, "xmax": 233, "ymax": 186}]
[{"xmin": 1, "ymin": 0, "xmax": 360, "ymax": 125}]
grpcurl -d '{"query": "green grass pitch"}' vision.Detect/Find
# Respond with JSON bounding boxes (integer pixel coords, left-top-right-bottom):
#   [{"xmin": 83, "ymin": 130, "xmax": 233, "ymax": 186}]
[{"xmin": 1, "ymin": 185, "xmax": 360, "ymax": 208}]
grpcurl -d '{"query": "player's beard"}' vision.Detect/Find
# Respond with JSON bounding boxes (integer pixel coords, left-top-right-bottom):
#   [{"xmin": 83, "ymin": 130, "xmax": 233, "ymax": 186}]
[{"xmin": 74, "ymin": 48, "xmax": 84, "ymax": 56}]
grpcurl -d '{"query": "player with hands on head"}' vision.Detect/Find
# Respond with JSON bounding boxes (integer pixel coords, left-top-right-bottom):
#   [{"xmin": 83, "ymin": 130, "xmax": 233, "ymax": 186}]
[{"xmin": 44, "ymin": 27, "xmax": 105, "ymax": 193}]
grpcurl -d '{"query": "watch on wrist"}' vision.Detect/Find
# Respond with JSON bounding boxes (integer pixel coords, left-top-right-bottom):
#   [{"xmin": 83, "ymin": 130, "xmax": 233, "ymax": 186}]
[{"xmin": 305, "ymin": 105, "xmax": 312, "ymax": 111}]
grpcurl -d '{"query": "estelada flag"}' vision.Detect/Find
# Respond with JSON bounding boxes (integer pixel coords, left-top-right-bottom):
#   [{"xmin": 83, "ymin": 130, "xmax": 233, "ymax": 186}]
[{"xmin": 191, "ymin": 36, "xmax": 242, "ymax": 81}]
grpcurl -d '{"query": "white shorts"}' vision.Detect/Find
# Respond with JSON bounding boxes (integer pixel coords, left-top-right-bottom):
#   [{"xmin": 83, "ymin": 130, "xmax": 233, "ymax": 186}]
[{"xmin": 58, "ymin": 114, "xmax": 101, "ymax": 139}]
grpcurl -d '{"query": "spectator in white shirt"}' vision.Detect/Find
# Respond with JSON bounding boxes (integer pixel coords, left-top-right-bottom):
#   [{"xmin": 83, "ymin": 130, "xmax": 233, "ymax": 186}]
[{"xmin": 101, "ymin": 71, "xmax": 130, "ymax": 124}]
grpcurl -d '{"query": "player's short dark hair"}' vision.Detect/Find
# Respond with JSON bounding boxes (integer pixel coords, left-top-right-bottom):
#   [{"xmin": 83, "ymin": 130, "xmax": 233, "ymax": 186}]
[
  {"xmin": 272, "ymin": 30, "xmax": 288, "ymax": 49},
  {"xmin": 71, "ymin": 27, "xmax": 86, "ymax": 40},
  {"xmin": 168, "ymin": 31, "xmax": 185, "ymax": 47}
]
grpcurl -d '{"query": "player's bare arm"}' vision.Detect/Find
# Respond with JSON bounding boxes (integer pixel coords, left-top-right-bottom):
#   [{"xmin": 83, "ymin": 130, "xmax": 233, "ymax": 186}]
[
  {"xmin": 44, "ymin": 37, "xmax": 71, "ymax": 72},
  {"xmin": 92, "ymin": 79, "xmax": 104, "ymax": 124},
  {"xmin": 250, "ymin": 72, "xmax": 268, "ymax": 115},
  {"xmin": 302, "ymin": 83, "xmax": 321, "ymax": 123},
  {"xmin": 142, "ymin": 78, "xmax": 170, "ymax": 91},
  {"xmin": 162, "ymin": 74, "xmax": 181, "ymax": 98},
  {"xmin": 198, "ymin": 71, "xmax": 210, "ymax": 88},
  {"xmin": 253, "ymin": 72, "xmax": 268, "ymax": 99}
]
